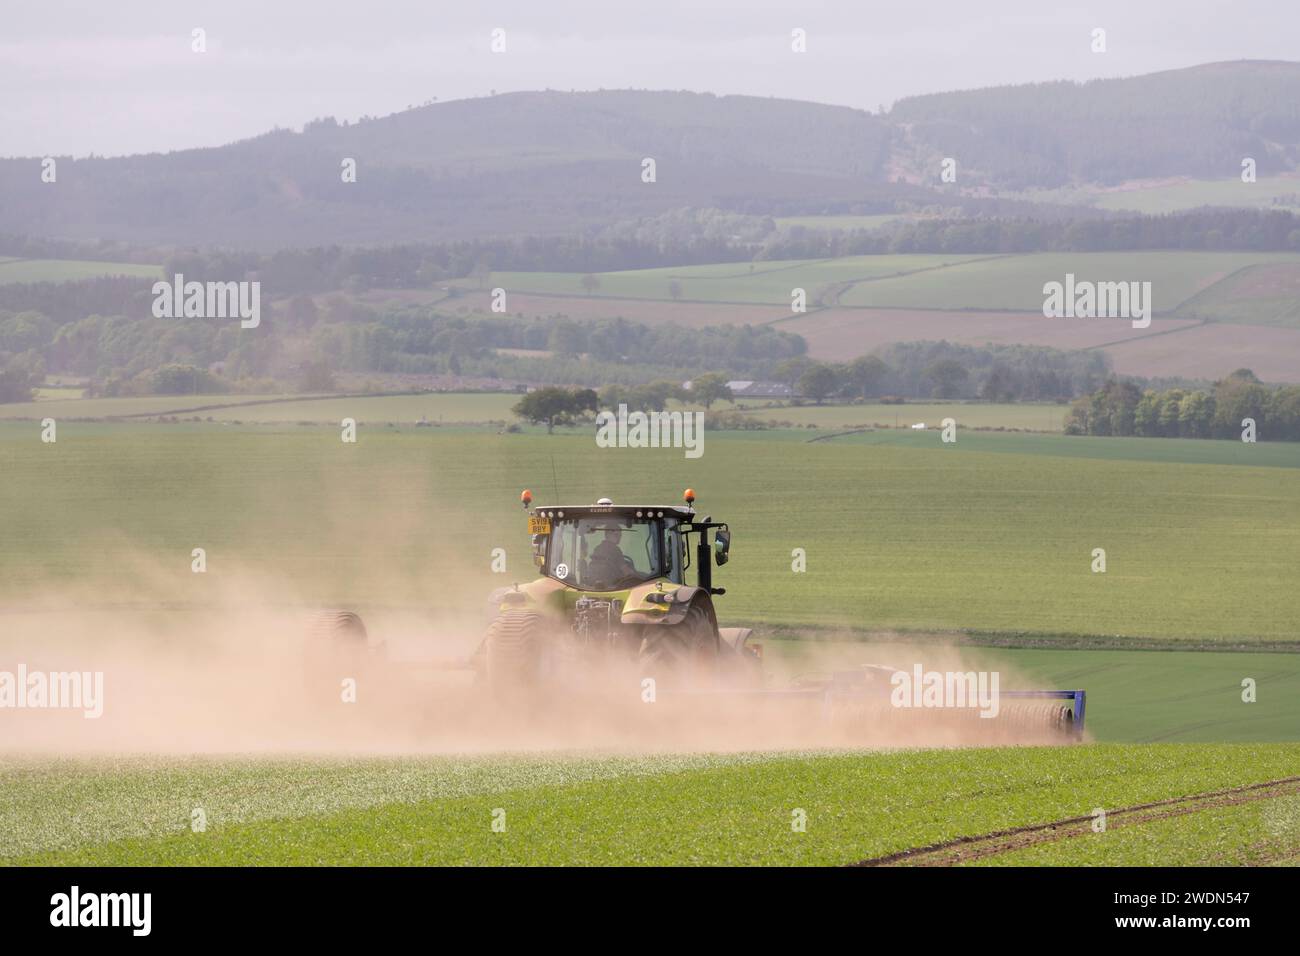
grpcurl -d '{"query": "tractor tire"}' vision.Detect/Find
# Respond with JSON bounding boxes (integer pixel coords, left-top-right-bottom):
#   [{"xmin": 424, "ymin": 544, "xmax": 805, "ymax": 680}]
[
  {"xmin": 484, "ymin": 609, "xmax": 546, "ymax": 695},
  {"xmin": 303, "ymin": 609, "xmax": 370, "ymax": 701},
  {"xmin": 637, "ymin": 603, "xmax": 718, "ymax": 688},
  {"xmin": 307, "ymin": 608, "xmax": 368, "ymax": 647}
]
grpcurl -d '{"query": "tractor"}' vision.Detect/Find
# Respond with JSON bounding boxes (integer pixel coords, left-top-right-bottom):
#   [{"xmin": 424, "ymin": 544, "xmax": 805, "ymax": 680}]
[
  {"xmin": 478, "ymin": 489, "xmax": 762, "ymax": 693},
  {"xmin": 304, "ymin": 489, "xmax": 1087, "ymax": 741}
]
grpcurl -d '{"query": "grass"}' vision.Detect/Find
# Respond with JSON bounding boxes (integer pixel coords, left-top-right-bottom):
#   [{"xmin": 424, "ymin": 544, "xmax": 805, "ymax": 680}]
[
  {"xmin": 976, "ymin": 794, "xmax": 1300, "ymax": 865},
  {"xmin": 1, "ymin": 425, "xmax": 1297, "ymax": 643},
  {"xmin": 6, "ymin": 744, "xmax": 1298, "ymax": 865},
  {"xmin": 0, "ymin": 258, "xmax": 161, "ymax": 285},
  {"xmin": 826, "ymin": 427, "xmax": 1300, "ymax": 468},
  {"xmin": 1010, "ymin": 648, "xmax": 1300, "ymax": 743},
  {"xmin": 766, "ymin": 643, "xmax": 1300, "ymax": 743}
]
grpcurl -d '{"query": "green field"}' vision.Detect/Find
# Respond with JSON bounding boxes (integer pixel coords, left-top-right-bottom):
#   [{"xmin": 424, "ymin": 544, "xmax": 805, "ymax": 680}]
[
  {"xmin": 1005, "ymin": 177, "xmax": 1300, "ymax": 216},
  {"xmin": 836, "ymin": 251, "xmax": 1300, "ymax": 312},
  {"xmin": 1, "ymin": 392, "xmax": 1072, "ymax": 432},
  {"xmin": 737, "ymin": 401, "xmax": 1068, "ymax": 432},
  {"xmin": 483, "ymin": 254, "xmax": 992, "ymax": 305},
  {"xmin": 826, "ymin": 427, "xmax": 1300, "ymax": 468},
  {"xmin": 0, "ymin": 258, "xmax": 161, "ymax": 285},
  {"xmin": 4, "ymin": 422, "xmax": 1298, "ymax": 868},
  {"xmin": 5, "ymin": 744, "xmax": 1297, "ymax": 865},
  {"xmin": 2, "ymin": 424, "xmax": 1297, "ymax": 643},
  {"xmin": 1092, "ymin": 177, "xmax": 1300, "ymax": 215},
  {"xmin": 475, "ymin": 250, "xmax": 1300, "ymax": 331},
  {"xmin": 0, "ymin": 391, "xmax": 524, "ymax": 423}
]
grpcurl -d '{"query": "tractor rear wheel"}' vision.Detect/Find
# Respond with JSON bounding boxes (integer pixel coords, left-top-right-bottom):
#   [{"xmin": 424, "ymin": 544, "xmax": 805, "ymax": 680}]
[
  {"xmin": 484, "ymin": 609, "xmax": 546, "ymax": 694},
  {"xmin": 637, "ymin": 603, "xmax": 717, "ymax": 688},
  {"xmin": 303, "ymin": 609, "xmax": 370, "ymax": 701}
]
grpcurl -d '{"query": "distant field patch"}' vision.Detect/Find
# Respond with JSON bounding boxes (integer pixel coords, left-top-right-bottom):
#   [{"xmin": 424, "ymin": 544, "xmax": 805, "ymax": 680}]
[
  {"xmin": 454, "ymin": 291, "xmax": 790, "ymax": 328},
  {"xmin": 828, "ymin": 427, "xmax": 1300, "ymax": 468},
  {"xmin": 781, "ymin": 307, "xmax": 1200, "ymax": 360},
  {"xmin": 736, "ymin": 401, "xmax": 1066, "ymax": 432},
  {"xmin": 33, "ymin": 386, "xmax": 86, "ymax": 401},
  {"xmin": 836, "ymin": 251, "xmax": 1300, "ymax": 312},
  {"xmin": 0, "ymin": 258, "xmax": 161, "ymax": 285},
  {"xmin": 197, "ymin": 392, "xmax": 521, "ymax": 423},
  {"xmin": 1103, "ymin": 321, "xmax": 1300, "ymax": 383},
  {"xmin": 0, "ymin": 393, "xmax": 287, "ymax": 420},
  {"xmin": 0, "ymin": 391, "xmax": 521, "ymax": 424},
  {"xmin": 1093, "ymin": 176, "xmax": 1300, "ymax": 215},
  {"xmin": 1174, "ymin": 260, "xmax": 1300, "ymax": 328},
  {"xmin": 484, "ymin": 254, "xmax": 991, "ymax": 306}
]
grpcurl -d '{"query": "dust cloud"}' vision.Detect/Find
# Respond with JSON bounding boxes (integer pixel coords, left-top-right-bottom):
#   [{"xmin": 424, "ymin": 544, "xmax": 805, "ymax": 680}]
[{"xmin": 0, "ymin": 565, "xmax": 1078, "ymax": 755}]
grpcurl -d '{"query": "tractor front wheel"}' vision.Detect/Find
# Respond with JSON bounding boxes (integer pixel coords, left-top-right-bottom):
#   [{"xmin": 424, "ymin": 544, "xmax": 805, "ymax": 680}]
[{"xmin": 637, "ymin": 603, "xmax": 717, "ymax": 688}]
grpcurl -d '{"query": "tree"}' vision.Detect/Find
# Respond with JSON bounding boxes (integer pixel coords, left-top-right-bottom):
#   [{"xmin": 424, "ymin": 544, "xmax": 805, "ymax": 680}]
[
  {"xmin": 286, "ymin": 294, "xmax": 319, "ymax": 330},
  {"xmin": 547, "ymin": 320, "xmax": 586, "ymax": 356},
  {"xmin": 798, "ymin": 363, "xmax": 839, "ymax": 405},
  {"xmin": 922, "ymin": 359, "xmax": 969, "ymax": 399},
  {"xmin": 298, "ymin": 359, "xmax": 336, "ymax": 393},
  {"xmin": 848, "ymin": 355, "xmax": 891, "ymax": 400},
  {"xmin": 776, "ymin": 357, "xmax": 814, "ymax": 389},
  {"xmin": 1212, "ymin": 372, "xmax": 1269, "ymax": 439},
  {"xmin": 1178, "ymin": 391, "xmax": 1214, "ymax": 439},
  {"xmin": 0, "ymin": 352, "xmax": 42, "ymax": 403},
  {"xmin": 1133, "ymin": 390, "xmax": 1161, "ymax": 437},
  {"xmin": 627, "ymin": 380, "xmax": 683, "ymax": 411},
  {"xmin": 512, "ymin": 387, "xmax": 597, "ymax": 434},
  {"xmin": 979, "ymin": 364, "xmax": 1016, "ymax": 403},
  {"xmin": 689, "ymin": 372, "xmax": 732, "ymax": 409},
  {"xmin": 149, "ymin": 364, "xmax": 223, "ymax": 395}
]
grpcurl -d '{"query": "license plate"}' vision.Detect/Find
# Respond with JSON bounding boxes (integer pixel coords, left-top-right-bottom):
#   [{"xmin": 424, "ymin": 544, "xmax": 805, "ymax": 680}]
[{"xmin": 528, "ymin": 516, "xmax": 551, "ymax": 535}]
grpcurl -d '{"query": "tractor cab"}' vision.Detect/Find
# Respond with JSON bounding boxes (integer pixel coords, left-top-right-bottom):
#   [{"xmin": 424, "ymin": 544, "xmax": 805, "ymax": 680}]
[{"xmin": 522, "ymin": 492, "xmax": 731, "ymax": 595}]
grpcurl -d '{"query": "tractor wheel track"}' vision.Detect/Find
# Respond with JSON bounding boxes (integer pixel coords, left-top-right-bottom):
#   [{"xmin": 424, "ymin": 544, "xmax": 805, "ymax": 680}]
[{"xmin": 852, "ymin": 775, "xmax": 1300, "ymax": 867}]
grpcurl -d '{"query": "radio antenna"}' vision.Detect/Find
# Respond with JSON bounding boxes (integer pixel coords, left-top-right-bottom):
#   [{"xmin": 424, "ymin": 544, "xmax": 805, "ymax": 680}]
[{"xmin": 550, "ymin": 454, "xmax": 560, "ymax": 503}]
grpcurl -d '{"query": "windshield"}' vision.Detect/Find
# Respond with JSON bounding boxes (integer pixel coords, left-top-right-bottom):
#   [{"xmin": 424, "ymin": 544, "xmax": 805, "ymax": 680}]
[{"xmin": 546, "ymin": 515, "xmax": 678, "ymax": 590}]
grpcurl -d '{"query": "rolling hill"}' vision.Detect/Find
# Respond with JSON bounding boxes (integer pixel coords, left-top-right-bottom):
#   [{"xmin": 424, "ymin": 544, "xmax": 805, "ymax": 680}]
[{"xmin": 4, "ymin": 62, "xmax": 1300, "ymax": 248}]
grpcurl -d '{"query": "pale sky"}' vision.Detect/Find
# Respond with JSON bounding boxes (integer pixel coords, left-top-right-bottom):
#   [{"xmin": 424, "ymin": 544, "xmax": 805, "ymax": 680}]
[{"xmin": 3, "ymin": 0, "xmax": 1296, "ymax": 158}]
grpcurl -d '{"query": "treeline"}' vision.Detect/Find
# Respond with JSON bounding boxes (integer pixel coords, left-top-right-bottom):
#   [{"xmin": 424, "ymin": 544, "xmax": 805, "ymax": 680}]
[
  {"xmin": 761, "ymin": 208, "xmax": 1300, "ymax": 259},
  {"xmin": 773, "ymin": 342, "xmax": 1110, "ymax": 403},
  {"xmin": 1065, "ymin": 370, "xmax": 1300, "ymax": 440},
  {"xmin": 303, "ymin": 306, "xmax": 805, "ymax": 377},
  {"xmin": 0, "ymin": 297, "xmax": 806, "ymax": 398}
]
